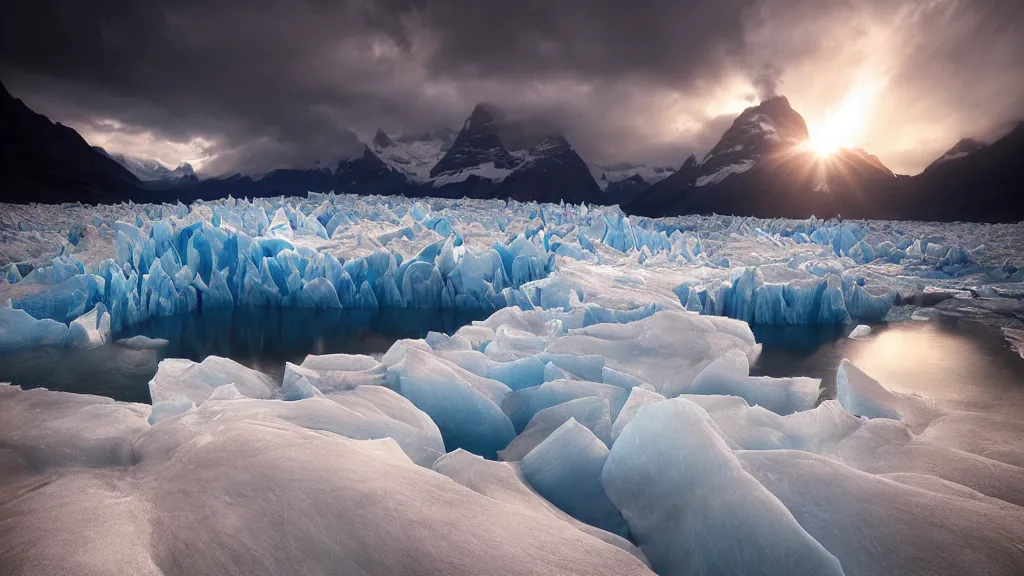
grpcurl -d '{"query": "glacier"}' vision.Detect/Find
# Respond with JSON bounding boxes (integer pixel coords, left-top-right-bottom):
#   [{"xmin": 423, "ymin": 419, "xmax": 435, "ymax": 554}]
[{"xmin": 1, "ymin": 194, "xmax": 1023, "ymax": 575}]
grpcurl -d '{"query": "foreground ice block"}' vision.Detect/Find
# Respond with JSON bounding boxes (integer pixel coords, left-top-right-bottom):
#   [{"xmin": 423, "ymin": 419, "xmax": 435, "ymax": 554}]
[
  {"xmin": 0, "ymin": 400, "xmax": 653, "ymax": 576},
  {"xmin": 741, "ymin": 449, "xmax": 1024, "ymax": 576},
  {"xmin": 0, "ymin": 384, "xmax": 151, "ymax": 473},
  {"xmin": 148, "ymin": 356, "xmax": 276, "ymax": 423},
  {"xmin": 498, "ymin": 396, "xmax": 613, "ymax": 461},
  {"xmin": 610, "ymin": 386, "xmax": 666, "ymax": 443},
  {"xmin": 601, "ymin": 398, "xmax": 845, "ymax": 576},
  {"xmin": 433, "ymin": 449, "xmax": 648, "ymax": 565},
  {"xmin": 836, "ymin": 359, "xmax": 901, "ymax": 420},
  {"xmin": 384, "ymin": 344, "xmax": 515, "ymax": 458},
  {"xmin": 520, "ymin": 419, "xmax": 629, "ymax": 537}
]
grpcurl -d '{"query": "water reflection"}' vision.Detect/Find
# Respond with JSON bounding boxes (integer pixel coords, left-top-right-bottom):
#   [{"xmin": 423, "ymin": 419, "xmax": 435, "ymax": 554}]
[
  {"xmin": 753, "ymin": 318, "xmax": 1024, "ymax": 410},
  {"xmin": 0, "ymin": 307, "xmax": 489, "ymax": 403}
]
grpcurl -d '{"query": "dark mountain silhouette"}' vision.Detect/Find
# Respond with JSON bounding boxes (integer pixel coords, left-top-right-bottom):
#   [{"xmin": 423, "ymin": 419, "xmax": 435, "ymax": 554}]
[
  {"xmin": 1, "ymin": 80, "xmax": 1020, "ymax": 221},
  {"xmin": 1, "ymin": 80, "xmax": 144, "ymax": 204},
  {"xmin": 889, "ymin": 123, "xmax": 1024, "ymax": 222}
]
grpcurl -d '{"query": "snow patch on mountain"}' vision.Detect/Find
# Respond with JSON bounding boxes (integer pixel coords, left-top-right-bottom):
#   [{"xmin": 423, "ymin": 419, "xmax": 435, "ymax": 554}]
[
  {"xmin": 99, "ymin": 150, "xmax": 195, "ymax": 182},
  {"xmin": 430, "ymin": 162, "xmax": 513, "ymax": 187},
  {"xmin": 695, "ymin": 159, "xmax": 756, "ymax": 187},
  {"xmin": 372, "ymin": 134, "xmax": 451, "ymax": 183},
  {"xmin": 589, "ymin": 163, "xmax": 677, "ymax": 191}
]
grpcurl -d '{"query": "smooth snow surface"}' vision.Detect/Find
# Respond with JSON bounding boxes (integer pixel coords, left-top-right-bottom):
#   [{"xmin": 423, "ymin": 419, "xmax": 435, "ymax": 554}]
[{"xmin": 1, "ymin": 194, "xmax": 1023, "ymax": 575}]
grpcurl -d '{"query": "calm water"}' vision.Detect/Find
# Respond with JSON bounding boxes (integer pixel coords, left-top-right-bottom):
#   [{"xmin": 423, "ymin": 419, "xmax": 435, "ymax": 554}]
[
  {"xmin": 0, "ymin": 307, "xmax": 488, "ymax": 403},
  {"xmin": 2, "ymin": 308, "xmax": 1021, "ymax": 409},
  {"xmin": 753, "ymin": 317, "xmax": 1024, "ymax": 411}
]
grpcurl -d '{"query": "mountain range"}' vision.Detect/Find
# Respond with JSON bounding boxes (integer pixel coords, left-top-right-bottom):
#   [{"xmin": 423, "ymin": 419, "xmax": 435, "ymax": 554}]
[{"xmin": 1, "ymin": 80, "xmax": 1021, "ymax": 222}]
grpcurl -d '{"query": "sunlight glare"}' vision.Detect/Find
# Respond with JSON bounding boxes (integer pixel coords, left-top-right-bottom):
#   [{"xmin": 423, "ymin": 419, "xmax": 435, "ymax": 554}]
[{"xmin": 806, "ymin": 81, "xmax": 884, "ymax": 157}]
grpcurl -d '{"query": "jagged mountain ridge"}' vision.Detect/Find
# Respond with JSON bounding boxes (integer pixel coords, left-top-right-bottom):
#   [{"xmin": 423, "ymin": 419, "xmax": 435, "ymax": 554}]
[
  {"xmin": 411, "ymin": 103, "xmax": 602, "ymax": 205},
  {"xmin": 2, "ymin": 79, "xmax": 1021, "ymax": 221}
]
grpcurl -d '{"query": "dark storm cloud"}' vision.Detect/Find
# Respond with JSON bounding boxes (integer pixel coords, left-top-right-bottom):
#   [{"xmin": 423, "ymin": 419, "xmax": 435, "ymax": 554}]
[{"xmin": 1, "ymin": 0, "xmax": 1022, "ymax": 175}]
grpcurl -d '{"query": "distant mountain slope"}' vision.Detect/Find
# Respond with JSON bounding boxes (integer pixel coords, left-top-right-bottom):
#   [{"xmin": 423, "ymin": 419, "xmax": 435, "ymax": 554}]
[
  {"xmin": 589, "ymin": 162, "xmax": 676, "ymax": 206},
  {"xmin": 1, "ymin": 81, "xmax": 143, "ymax": 204},
  {"xmin": 371, "ymin": 128, "xmax": 455, "ymax": 182},
  {"xmin": 96, "ymin": 148, "xmax": 196, "ymax": 182},
  {"xmin": 162, "ymin": 146, "xmax": 408, "ymax": 203},
  {"xmin": 892, "ymin": 123, "xmax": 1024, "ymax": 222},
  {"xmin": 922, "ymin": 138, "xmax": 987, "ymax": 174}
]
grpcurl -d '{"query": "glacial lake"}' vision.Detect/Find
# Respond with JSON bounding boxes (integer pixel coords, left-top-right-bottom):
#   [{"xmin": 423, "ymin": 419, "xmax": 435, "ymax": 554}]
[
  {"xmin": 0, "ymin": 307, "xmax": 489, "ymax": 403},
  {"xmin": 1, "ymin": 309, "xmax": 1021, "ymax": 409}
]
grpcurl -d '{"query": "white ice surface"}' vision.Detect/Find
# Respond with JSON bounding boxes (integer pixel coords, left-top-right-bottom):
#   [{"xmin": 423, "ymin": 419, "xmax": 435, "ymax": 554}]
[{"xmin": 2, "ymin": 194, "xmax": 1023, "ymax": 575}]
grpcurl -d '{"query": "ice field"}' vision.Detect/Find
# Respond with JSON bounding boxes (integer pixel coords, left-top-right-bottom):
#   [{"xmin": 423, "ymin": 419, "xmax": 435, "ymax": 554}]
[{"xmin": 1, "ymin": 194, "xmax": 1024, "ymax": 575}]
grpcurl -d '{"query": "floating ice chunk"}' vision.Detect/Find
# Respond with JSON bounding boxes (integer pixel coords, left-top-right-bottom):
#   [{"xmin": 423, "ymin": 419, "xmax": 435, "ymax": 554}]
[
  {"xmin": 280, "ymin": 371, "xmax": 323, "ymax": 401},
  {"xmin": 601, "ymin": 398, "xmax": 845, "ymax": 576},
  {"xmin": 287, "ymin": 357, "xmax": 386, "ymax": 392},
  {"xmin": 499, "ymin": 397, "xmax": 613, "ymax": 461},
  {"xmin": 0, "ymin": 307, "xmax": 69, "ymax": 351},
  {"xmin": 1002, "ymin": 327, "xmax": 1024, "ymax": 360},
  {"xmin": 115, "ymin": 335, "xmax": 170, "ymax": 350},
  {"xmin": 433, "ymin": 449, "xmax": 649, "ymax": 565},
  {"xmin": 848, "ymin": 324, "xmax": 871, "ymax": 339},
  {"xmin": 501, "ymin": 379, "xmax": 629, "ymax": 433},
  {"xmin": 424, "ymin": 331, "xmax": 473, "ymax": 352},
  {"xmin": 681, "ymin": 396, "xmax": 861, "ymax": 452},
  {"xmin": 384, "ymin": 344, "xmax": 515, "ymax": 458},
  {"xmin": 300, "ymin": 353, "xmax": 381, "ymax": 373},
  {"xmin": 67, "ymin": 303, "xmax": 111, "ymax": 349},
  {"xmin": 741, "ymin": 449, "xmax": 1024, "ymax": 576},
  {"xmin": 686, "ymin": 349, "xmax": 820, "ymax": 415},
  {"xmin": 610, "ymin": 387, "xmax": 666, "ymax": 443},
  {"xmin": 521, "ymin": 419, "xmax": 629, "ymax": 537},
  {"xmin": 148, "ymin": 356, "xmax": 276, "ymax": 407},
  {"xmin": 837, "ymin": 359, "xmax": 900, "ymax": 420},
  {"xmin": 544, "ymin": 311, "xmax": 760, "ymax": 397},
  {"xmin": 0, "ymin": 384, "xmax": 150, "ymax": 472}
]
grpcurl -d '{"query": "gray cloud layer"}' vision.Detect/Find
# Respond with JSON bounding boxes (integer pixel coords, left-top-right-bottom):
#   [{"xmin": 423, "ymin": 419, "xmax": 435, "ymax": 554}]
[{"xmin": 1, "ymin": 0, "xmax": 1021, "ymax": 175}]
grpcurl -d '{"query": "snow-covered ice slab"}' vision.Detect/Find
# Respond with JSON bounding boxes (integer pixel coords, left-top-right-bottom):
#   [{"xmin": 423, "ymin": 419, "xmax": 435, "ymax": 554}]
[{"xmin": 0, "ymin": 385, "xmax": 653, "ymax": 576}]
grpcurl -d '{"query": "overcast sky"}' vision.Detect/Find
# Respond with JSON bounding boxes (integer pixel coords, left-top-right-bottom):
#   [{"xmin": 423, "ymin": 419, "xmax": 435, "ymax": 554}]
[{"xmin": 2, "ymin": 0, "xmax": 1021, "ymax": 176}]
